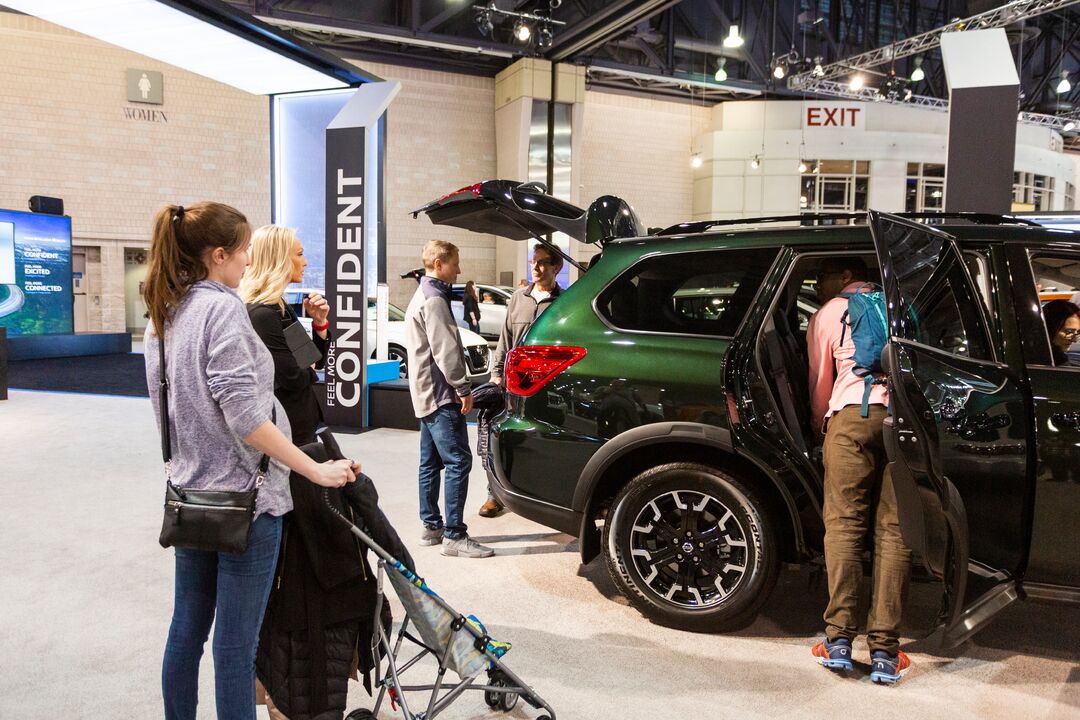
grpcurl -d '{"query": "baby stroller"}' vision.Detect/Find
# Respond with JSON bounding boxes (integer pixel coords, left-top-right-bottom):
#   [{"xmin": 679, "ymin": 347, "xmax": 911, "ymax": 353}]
[{"xmin": 317, "ymin": 434, "xmax": 557, "ymax": 720}]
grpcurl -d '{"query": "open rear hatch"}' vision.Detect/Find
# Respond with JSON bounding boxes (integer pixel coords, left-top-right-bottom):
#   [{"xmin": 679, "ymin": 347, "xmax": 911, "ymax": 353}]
[{"xmin": 412, "ymin": 180, "xmax": 644, "ymax": 260}]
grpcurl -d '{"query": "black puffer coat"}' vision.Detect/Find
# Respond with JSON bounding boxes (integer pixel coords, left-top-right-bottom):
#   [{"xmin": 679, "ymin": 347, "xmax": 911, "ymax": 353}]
[{"xmin": 256, "ymin": 441, "xmax": 414, "ymax": 720}]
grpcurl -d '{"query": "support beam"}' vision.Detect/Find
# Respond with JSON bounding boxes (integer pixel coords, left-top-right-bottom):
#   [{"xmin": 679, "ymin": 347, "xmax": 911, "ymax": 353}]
[
  {"xmin": 548, "ymin": 0, "xmax": 682, "ymax": 62},
  {"xmin": 791, "ymin": 0, "xmax": 1080, "ymax": 86}
]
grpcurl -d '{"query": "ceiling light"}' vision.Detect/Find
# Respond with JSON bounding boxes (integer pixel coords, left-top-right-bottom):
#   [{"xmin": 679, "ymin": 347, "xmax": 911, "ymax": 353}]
[
  {"xmin": 723, "ymin": 25, "xmax": 744, "ymax": 49},
  {"xmin": 714, "ymin": 58, "xmax": 727, "ymax": 83},
  {"xmin": 691, "ymin": 154, "xmax": 704, "ymax": 169},
  {"xmin": 798, "ymin": 160, "xmax": 808, "ymax": 173},
  {"xmin": 910, "ymin": 56, "xmax": 925, "ymax": 83},
  {"xmin": 903, "ymin": 88, "xmax": 914, "ymax": 101},
  {"xmin": 1056, "ymin": 71, "xmax": 1071, "ymax": 95},
  {"xmin": 477, "ymin": 9, "xmax": 494, "ymax": 36},
  {"xmin": 3, "ymin": 0, "xmax": 350, "ymax": 95},
  {"xmin": 537, "ymin": 23, "xmax": 553, "ymax": 49},
  {"xmin": 750, "ymin": 155, "xmax": 761, "ymax": 169},
  {"xmin": 812, "ymin": 57, "xmax": 824, "ymax": 77},
  {"xmin": 514, "ymin": 19, "xmax": 532, "ymax": 42},
  {"xmin": 1064, "ymin": 121, "xmax": 1077, "ymax": 132},
  {"xmin": 773, "ymin": 62, "xmax": 786, "ymax": 80},
  {"xmin": 849, "ymin": 74, "xmax": 865, "ymax": 91}
]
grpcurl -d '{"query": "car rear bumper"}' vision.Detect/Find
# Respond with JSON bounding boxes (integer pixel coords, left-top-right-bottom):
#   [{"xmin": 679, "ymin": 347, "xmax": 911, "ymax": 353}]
[{"xmin": 487, "ymin": 424, "xmax": 582, "ymax": 537}]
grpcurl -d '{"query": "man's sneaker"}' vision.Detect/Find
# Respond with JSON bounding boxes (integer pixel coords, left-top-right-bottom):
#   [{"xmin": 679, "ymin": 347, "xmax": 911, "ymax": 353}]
[
  {"xmin": 870, "ymin": 650, "xmax": 911, "ymax": 685},
  {"xmin": 811, "ymin": 637, "xmax": 853, "ymax": 672},
  {"xmin": 420, "ymin": 526, "xmax": 444, "ymax": 546},
  {"xmin": 442, "ymin": 535, "xmax": 495, "ymax": 558},
  {"xmin": 478, "ymin": 498, "xmax": 504, "ymax": 518}
]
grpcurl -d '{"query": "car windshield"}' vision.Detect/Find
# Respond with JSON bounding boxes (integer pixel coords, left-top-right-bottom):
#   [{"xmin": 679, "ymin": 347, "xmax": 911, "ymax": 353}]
[{"xmin": 367, "ymin": 300, "xmax": 406, "ymax": 321}]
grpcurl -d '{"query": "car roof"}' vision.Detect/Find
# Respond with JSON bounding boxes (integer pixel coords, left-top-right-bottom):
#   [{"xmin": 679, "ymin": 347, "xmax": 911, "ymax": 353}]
[{"xmin": 600, "ymin": 220, "xmax": 1080, "ymax": 257}]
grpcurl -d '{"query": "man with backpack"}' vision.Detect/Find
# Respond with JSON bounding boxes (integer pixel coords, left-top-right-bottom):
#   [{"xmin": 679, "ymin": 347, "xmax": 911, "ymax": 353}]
[{"xmin": 806, "ymin": 256, "xmax": 913, "ymax": 684}]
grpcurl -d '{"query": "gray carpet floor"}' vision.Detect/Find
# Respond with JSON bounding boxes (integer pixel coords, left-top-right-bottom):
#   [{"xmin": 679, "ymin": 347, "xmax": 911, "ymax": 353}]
[{"xmin": 0, "ymin": 390, "xmax": 1077, "ymax": 719}]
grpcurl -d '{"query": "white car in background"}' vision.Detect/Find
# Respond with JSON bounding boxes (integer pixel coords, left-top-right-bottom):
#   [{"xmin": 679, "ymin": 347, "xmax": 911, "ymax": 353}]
[
  {"xmin": 283, "ymin": 290, "xmax": 491, "ymax": 381},
  {"xmin": 449, "ymin": 283, "xmax": 514, "ymax": 340},
  {"xmin": 400, "ymin": 269, "xmax": 514, "ymax": 341}
]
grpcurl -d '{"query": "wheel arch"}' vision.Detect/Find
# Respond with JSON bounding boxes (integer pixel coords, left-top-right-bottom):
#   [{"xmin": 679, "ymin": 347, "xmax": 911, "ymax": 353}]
[{"xmin": 574, "ymin": 422, "xmax": 803, "ymax": 565}]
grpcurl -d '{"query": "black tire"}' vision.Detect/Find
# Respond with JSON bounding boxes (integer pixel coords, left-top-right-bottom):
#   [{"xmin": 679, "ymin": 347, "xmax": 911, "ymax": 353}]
[
  {"xmin": 387, "ymin": 344, "xmax": 409, "ymax": 379},
  {"xmin": 602, "ymin": 462, "xmax": 780, "ymax": 632},
  {"xmin": 499, "ymin": 689, "xmax": 519, "ymax": 711},
  {"xmin": 345, "ymin": 710, "xmax": 376, "ymax": 720}
]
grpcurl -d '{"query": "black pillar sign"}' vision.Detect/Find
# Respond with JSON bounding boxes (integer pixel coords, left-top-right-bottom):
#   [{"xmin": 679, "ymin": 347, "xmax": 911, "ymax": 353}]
[{"xmin": 323, "ymin": 125, "xmax": 367, "ymax": 428}]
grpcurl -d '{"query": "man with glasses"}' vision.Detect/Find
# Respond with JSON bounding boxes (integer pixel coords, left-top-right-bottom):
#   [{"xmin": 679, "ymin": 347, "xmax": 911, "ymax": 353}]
[
  {"xmin": 807, "ymin": 256, "xmax": 913, "ymax": 684},
  {"xmin": 479, "ymin": 243, "xmax": 564, "ymax": 517}
]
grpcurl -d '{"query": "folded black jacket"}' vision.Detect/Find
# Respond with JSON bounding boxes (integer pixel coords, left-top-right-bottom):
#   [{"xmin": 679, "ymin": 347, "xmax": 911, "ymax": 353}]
[{"xmin": 257, "ymin": 440, "xmax": 415, "ymax": 719}]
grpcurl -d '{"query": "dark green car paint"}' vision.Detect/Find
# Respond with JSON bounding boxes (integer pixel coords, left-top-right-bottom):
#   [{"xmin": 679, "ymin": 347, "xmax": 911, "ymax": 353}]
[{"xmin": 488, "ymin": 219, "xmax": 1080, "ymax": 641}]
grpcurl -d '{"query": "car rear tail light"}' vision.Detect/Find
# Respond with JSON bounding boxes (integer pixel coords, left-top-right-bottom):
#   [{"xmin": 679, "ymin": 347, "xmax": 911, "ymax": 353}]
[
  {"xmin": 436, "ymin": 183, "xmax": 482, "ymax": 203},
  {"xmin": 504, "ymin": 346, "xmax": 586, "ymax": 397}
]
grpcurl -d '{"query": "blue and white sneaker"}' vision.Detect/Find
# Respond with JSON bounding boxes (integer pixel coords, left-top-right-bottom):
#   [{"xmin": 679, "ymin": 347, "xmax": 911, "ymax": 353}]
[
  {"xmin": 869, "ymin": 650, "xmax": 911, "ymax": 684},
  {"xmin": 811, "ymin": 637, "xmax": 853, "ymax": 672}
]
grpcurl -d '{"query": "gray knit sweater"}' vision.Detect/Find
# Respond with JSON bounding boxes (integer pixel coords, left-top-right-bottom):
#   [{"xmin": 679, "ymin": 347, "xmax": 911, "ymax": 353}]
[{"xmin": 145, "ymin": 280, "xmax": 293, "ymax": 518}]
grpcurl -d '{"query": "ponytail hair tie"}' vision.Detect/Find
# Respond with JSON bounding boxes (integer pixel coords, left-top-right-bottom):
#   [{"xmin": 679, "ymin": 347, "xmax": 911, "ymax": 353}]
[{"xmin": 172, "ymin": 205, "xmax": 185, "ymax": 223}]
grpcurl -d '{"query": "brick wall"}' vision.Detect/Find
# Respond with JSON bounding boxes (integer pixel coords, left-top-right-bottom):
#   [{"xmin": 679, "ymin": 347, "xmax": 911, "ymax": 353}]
[
  {"xmin": 349, "ymin": 61, "xmax": 497, "ymax": 309},
  {"xmin": 0, "ymin": 13, "xmax": 270, "ymax": 332},
  {"xmin": 580, "ymin": 90, "xmax": 711, "ymax": 232}
]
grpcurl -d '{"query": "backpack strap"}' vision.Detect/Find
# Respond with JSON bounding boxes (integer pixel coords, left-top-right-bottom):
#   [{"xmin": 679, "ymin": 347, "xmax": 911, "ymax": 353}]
[{"xmin": 839, "ymin": 308, "xmax": 850, "ymax": 347}]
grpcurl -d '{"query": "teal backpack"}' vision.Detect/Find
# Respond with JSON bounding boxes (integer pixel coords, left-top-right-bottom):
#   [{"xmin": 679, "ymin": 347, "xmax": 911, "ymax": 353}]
[{"xmin": 838, "ymin": 284, "xmax": 889, "ymax": 417}]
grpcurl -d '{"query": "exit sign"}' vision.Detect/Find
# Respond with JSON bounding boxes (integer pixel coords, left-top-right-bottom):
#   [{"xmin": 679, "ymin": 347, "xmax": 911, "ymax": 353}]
[{"xmin": 804, "ymin": 103, "xmax": 865, "ymax": 130}]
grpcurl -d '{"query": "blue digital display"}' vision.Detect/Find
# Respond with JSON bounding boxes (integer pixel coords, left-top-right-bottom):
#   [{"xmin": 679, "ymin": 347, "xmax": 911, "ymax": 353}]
[{"xmin": 0, "ymin": 208, "xmax": 73, "ymax": 336}]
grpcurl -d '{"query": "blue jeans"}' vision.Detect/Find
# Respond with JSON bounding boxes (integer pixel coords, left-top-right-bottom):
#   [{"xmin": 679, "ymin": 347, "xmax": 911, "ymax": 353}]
[
  {"xmin": 162, "ymin": 512, "xmax": 282, "ymax": 720},
  {"xmin": 419, "ymin": 404, "xmax": 473, "ymax": 540}
]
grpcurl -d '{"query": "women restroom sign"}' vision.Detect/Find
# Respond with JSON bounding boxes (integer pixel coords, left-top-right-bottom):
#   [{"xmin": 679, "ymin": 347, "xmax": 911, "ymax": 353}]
[{"xmin": 804, "ymin": 103, "xmax": 865, "ymax": 130}]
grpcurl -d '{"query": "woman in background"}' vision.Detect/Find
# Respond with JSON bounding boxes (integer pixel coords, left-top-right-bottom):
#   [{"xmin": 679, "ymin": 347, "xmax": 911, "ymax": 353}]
[
  {"xmin": 1042, "ymin": 299, "xmax": 1080, "ymax": 366},
  {"xmin": 143, "ymin": 202, "xmax": 355, "ymax": 720},
  {"xmin": 462, "ymin": 279, "xmax": 481, "ymax": 334},
  {"xmin": 240, "ymin": 225, "xmax": 329, "ymax": 445}
]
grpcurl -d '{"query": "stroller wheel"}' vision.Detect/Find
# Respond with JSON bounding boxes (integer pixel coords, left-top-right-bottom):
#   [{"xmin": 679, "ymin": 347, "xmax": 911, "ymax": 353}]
[
  {"xmin": 499, "ymin": 691, "xmax": 519, "ymax": 711},
  {"xmin": 484, "ymin": 688, "xmax": 501, "ymax": 708},
  {"xmin": 345, "ymin": 710, "xmax": 377, "ymax": 720}
]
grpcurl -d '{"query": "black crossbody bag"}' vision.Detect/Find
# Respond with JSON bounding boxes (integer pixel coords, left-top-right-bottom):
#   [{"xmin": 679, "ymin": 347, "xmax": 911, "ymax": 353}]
[{"xmin": 156, "ymin": 332, "xmax": 272, "ymax": 554}]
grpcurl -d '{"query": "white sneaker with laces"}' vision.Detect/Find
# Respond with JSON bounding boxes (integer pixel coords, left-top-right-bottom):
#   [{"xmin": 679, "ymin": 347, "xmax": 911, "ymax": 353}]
[{"xmin": 442, "ymin": 535, "xmax": 494, "ymax": 558}]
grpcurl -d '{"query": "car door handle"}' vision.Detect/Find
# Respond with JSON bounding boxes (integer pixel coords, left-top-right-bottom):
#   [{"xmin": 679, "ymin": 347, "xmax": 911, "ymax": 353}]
[{"xmin": 1051, "ymin": 412, "xmax": 1080, "ymax": 431}]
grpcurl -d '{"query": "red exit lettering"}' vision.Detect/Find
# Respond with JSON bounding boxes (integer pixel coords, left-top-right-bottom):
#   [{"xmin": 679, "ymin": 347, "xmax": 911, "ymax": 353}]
[{"xmin": 806, "ymin": 107, "xmax": 861, "ymax": 127}]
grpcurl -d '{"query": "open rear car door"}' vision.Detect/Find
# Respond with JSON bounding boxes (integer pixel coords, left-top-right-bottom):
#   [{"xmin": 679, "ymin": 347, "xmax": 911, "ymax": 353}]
[
  {"xmin": 869, "ymin": 211, "xmax": 1033, "ymax": 647},
  {"xmin": 411, "ymin": 180, "xmax": 644, "ymax": 269}
]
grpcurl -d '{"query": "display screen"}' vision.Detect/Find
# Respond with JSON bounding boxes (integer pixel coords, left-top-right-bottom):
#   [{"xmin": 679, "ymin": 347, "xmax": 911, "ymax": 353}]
[{"xmin": 0, "ymin": 208, "xmax": 73, "ymax": 336}]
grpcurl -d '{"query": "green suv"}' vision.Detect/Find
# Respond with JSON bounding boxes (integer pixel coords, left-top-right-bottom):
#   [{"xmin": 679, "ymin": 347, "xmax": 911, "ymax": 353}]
[{"xmin": 415, "ymin": 180, "xmax": 1080, "ymax": 644}]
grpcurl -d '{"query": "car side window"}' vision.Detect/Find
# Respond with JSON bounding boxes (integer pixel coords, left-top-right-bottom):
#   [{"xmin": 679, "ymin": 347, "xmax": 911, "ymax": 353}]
[
  {"xmin": 1029, "ymin": 253, "xmax": 1080, "ymax": 367},
  {"xmin": 903, "ymin": 261, "xmax": 993, "ymax": 360},
  {"xmin": 597, "ymin": 247, "xmax": 778, "ymax": 337}
]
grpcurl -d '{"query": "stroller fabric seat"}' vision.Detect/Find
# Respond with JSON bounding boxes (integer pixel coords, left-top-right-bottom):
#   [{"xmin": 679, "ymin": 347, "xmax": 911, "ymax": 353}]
[{"xmin": 388, "ymin": 561, "xmax": 511, "ymax": 678}]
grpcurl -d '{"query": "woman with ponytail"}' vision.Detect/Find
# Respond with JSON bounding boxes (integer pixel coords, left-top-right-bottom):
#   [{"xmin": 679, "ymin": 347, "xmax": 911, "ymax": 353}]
[{"xmin": 143, "ymin": 202, "xmax": 358, "ymax": 720}]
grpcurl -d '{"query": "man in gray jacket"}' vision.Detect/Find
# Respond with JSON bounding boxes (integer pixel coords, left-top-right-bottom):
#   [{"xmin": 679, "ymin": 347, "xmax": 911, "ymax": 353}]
[
  {"xmin": 480, "ymin": 242, "xmax": 563, "ymax": 517},
  {"xmin": 405, "ymin": 239, "xmax": 493, "ymax": 558}
]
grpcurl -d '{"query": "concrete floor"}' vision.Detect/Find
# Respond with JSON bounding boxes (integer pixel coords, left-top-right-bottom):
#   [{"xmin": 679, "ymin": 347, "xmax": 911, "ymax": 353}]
[{"xmin": 0, "ymin": 389, "xmax": 1077, "ymax": 719}]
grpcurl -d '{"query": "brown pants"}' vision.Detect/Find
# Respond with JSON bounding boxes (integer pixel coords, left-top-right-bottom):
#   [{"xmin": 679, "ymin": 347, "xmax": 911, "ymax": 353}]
[{"xmin": 822, "ymin": 405, "xmax": 912, "ymax": 654}]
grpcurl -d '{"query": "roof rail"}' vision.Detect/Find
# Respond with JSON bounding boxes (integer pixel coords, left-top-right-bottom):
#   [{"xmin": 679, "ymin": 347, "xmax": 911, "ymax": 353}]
[{"xmin": 653, "ymin": 212, "xmax": 1041, "ymax": 237}]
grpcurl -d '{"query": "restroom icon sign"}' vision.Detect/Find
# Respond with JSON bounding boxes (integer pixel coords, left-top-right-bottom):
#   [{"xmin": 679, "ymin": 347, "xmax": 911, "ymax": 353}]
[{"xmin": 126, "ymin": 69, "xmax": 164, "ymax": 105}]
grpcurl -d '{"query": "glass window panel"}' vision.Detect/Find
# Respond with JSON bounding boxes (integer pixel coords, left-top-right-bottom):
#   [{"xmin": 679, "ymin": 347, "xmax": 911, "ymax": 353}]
[
  {"xmin": 822, "ymin": 179, "xmax": 849, "ymax": 207},
  {"xmin": 924, "ymin": 163, "xmax": 945, "ymax": 177},
  {"xmin": 597, "ymin": 248, "xmax": 779, "ymax": 337},
  {"xmin": 819, "ymin": 159, "xmax": 853, "ymax": 174},
  {"xmin": 907, "ymin": 162, "xmax": 920, "ymax": 176},
  {"xmin": 855, "ymin": 161, "xmax": 870, "ymax": 174},
  {"xmin": 906, "ymin": 178, "xmax": 919, "ymax": 212}
]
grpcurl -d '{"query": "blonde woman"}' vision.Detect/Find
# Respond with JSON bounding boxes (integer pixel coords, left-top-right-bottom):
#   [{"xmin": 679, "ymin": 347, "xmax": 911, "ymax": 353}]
[{"xmin": 240, "ymin": 225, "xmax": 330, "ymax": 445}]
